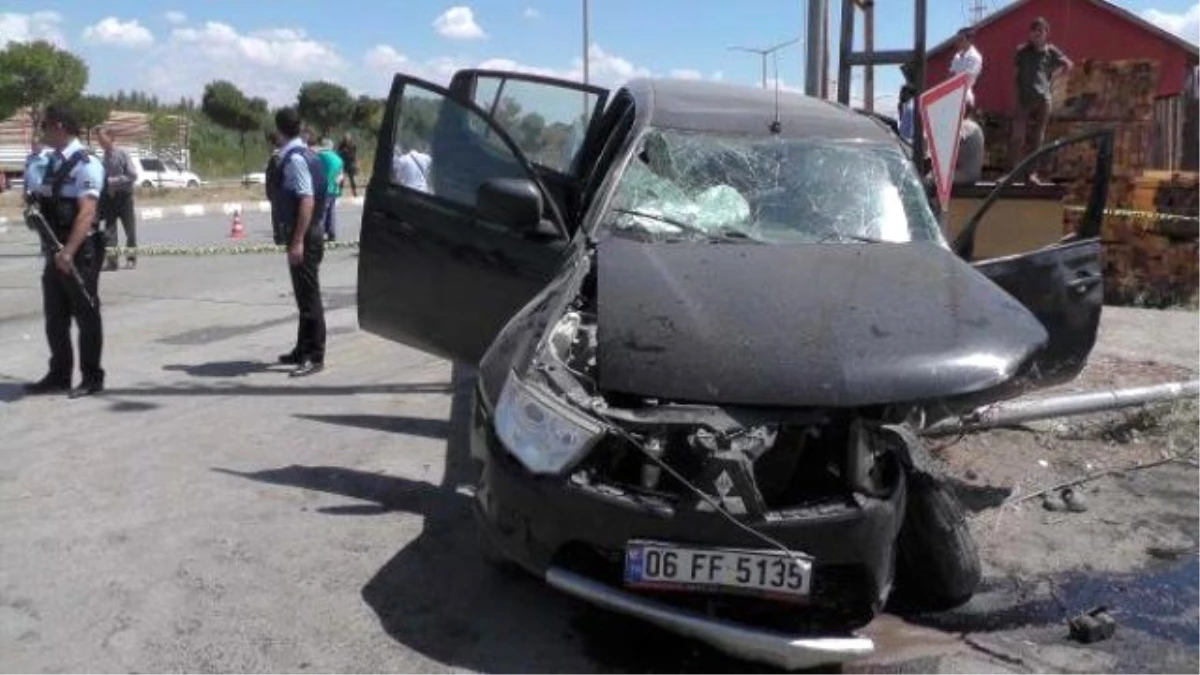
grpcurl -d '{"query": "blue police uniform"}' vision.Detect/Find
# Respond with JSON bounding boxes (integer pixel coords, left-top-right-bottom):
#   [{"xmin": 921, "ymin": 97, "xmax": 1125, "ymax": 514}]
[
  {"xmin": 24, "ymin": 148, "xmax": 52, "ymax": 200},
  {"xmin": 275, "ymin": 137, "xmax": 327, "ymax": 373},
  {"xmin": 29, "ymin": 138, "xmax": 108, "ymax": 395}
]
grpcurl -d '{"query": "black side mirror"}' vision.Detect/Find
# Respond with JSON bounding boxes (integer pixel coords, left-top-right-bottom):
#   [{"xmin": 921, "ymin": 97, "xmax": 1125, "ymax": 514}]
[{"xmin": 477, "ymin": 178, "xmax": 550, "ymax": 234}]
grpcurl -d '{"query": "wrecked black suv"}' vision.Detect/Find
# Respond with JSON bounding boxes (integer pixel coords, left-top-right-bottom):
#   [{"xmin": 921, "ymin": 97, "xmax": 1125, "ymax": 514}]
[{"xmin": 358, "ymin": 70, "xmax": 1111, "ymax": 668}]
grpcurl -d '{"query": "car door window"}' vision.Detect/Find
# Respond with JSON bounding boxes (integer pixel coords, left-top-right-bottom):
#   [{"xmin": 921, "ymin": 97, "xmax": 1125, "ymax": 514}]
[
  {"xmin": 387, "ymin": 78, "xmax": 561, "ymax": 229},
  {"xmin": 469, "ymin": 77, "xmax": 601, "ymax": 175},
  {"xmin": 143, "ymin": 159, "xmax": 164, "ymax": 172}
]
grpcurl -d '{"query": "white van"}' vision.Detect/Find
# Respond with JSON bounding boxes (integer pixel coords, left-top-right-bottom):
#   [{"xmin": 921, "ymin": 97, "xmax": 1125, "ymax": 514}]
[{"xmin": 135, "ymin": 157, "xmax": 203, "ymax": 188}]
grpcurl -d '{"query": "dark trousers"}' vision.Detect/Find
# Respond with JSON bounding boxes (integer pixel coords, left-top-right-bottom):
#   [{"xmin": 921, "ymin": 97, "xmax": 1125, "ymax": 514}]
[
  {"xmin": 342, "ymin": 169, "xmax": 358, "ymax": 197},
  {"xmin": 102, "ymin": 191, "xmax": 137, "ymax": 254},
  {"xmin": 1010, "ymin": 98, "xmax": 1050, "ymax": 179},
  {"xmin": 288, "ymin": 238, "xmax": 326, "ymax": 363},
  {"xmin": 321, "ymin": 196, "xmax": 338, "ymax": 241},
  {"xmin": 42, "ymin": 232, "xmax": 104, "ymax": 384}
]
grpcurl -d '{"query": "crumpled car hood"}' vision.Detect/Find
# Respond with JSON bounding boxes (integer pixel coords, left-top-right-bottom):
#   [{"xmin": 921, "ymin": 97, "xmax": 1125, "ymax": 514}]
[{"xmin": 595, "ymin": 236, "xmax": 1048, "ymax": 407}]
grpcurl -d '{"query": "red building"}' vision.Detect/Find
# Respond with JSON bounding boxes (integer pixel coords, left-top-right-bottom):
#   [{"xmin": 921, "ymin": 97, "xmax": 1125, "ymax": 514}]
[{"xmin": 925, "ymin": 0, "xmax": 1199, "ymax": 169}]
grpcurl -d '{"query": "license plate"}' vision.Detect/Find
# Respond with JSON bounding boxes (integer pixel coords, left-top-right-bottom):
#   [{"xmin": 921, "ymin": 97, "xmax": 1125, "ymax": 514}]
[{"xmin": 624, "ymin": 539, "xmax": 812, "ymax": 602}]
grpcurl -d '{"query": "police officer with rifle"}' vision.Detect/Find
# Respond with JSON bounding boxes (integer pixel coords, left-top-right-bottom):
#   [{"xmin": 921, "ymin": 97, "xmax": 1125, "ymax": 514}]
[{"xmin": 23, "ymin": 103, "xmax": 108, "ymax": 398}]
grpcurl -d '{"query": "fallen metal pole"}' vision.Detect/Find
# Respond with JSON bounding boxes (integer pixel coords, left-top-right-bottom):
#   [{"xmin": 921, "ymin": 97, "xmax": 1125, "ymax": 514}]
[{"xmin": 922, "ymin": 380, "xmax": 1200, "ymax": 436}]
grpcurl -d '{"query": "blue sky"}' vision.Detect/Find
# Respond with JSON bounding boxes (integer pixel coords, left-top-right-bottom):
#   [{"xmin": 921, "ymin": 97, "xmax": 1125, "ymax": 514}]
[{"xmin": 1, "ymin": 0, "xmax": 1197, "ymax": 108}]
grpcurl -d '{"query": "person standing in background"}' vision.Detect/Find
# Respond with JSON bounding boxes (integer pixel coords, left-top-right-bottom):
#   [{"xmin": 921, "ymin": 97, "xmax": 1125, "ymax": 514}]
[
  {"xmin": 950, "ymin": 27, "xmax": 984, "ymax": 109},
  {"xmin": 23, "ymin": 140, "xmax": 51, "ymax": 205},
  {"xmin": 96, "ymin": 127, "xmax": 140, "ymax": 270},
  {"xmin": 316, "ymin": 137, "xmax": 344, "ymax": 241},
  {"xmin": 1009, "ymin": 16, "xmax": 1073, "ymax": 185},
  {"xmin": 337, "ymin": 133, "xmax": 359, "ymax": 197}
]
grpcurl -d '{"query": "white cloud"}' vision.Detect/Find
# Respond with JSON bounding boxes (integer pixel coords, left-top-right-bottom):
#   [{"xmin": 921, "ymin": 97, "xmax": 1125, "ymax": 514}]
[
  {"xmin": 523, "ymin": 7, "xmax": 541, "ymax": 19},
  {"xmin": 1142, "ymin": 4, "xmax": 1200, "ymax": 43},
  {"xmin": 164, "ymin": 11, "xmax": 187, "ymax": 25},
  {"xmin": 139, "ymin": 21, "xmax": 346, "ymax": 105},
  {"xmin": 0, "ymin": 11, "xmax": 66, "ymax": 46},
  {"xmin": 571, "ymin": 44, "xmax": 651, "ymax": 84},
  {"xmin": 670, "ymin": 68, "xmax": 703, "ymax": 80},
  {"xmin": 83, "ymin": 17, "xmax": 155, "ymax": 48},
  {"xmin": 434, "ymin": 6, "xmax": 486, "ymax": 40},
  {"xmin": 364, "ymin": 44, "xmax": 410, "ymax": 72}
]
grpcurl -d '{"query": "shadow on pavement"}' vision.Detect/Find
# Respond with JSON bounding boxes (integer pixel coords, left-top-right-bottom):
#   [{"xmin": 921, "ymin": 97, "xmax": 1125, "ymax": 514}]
[
  {"xmin": 99, "ymin": 381, "xmax": 453, "ymax": 397},
  {"xmin": 163, "ymin": 361, "xmax": 280, "ymax": 378},
  {"xmin": 213, "ymin": 363, "xmax": 796, "ymax": 672},
  {"xmin": 0, "ymin": 381, "xmax": 27, "ymax": 403},
  {"xmin": 295, "ymin": 413, "xmax": 450, "ymax": 441}
]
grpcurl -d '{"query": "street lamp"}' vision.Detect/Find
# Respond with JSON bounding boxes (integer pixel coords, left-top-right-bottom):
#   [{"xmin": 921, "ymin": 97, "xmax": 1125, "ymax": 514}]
[
  {"xmin": 728, "ymin": 37, "xmax": 802, "ymax": 89},
  {"xmin": 583, "ymin": 0, "xmax": 590, "ymax": 85}
]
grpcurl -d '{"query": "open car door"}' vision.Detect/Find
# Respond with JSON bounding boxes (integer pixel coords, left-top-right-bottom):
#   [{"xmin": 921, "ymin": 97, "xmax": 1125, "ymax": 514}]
[
  {"xmin": 953, "ymin": 129, "xmax": 1115, "ymax": 386},
  {"xmin": 357, "ymin": 73, "xmax": 576, "ymax": 364}
]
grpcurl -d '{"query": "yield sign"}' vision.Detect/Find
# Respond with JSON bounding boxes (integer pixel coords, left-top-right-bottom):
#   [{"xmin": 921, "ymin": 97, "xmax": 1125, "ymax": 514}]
[{"xmin": 918, "ymin": 72, "xmax": 972, "ymax": 212}]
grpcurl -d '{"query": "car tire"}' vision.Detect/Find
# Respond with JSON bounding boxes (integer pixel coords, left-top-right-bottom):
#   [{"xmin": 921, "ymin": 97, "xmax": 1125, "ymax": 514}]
[
  {"xmin": 187, "ymin": 180, "xmax": 199, "ymax": 188},
  {"xmin": 141, "ymin": 180, "xmax": 154, "ymax": 189},
  {"xmin": 891, "ymin": 471, "xmax": 981, "ymax": 612}
]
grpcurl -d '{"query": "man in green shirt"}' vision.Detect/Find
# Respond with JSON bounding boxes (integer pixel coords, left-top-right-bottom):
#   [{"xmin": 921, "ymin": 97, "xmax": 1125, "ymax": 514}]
[
  {"xmin": 316, "ymin": 137, "xmax": 344, "ymax": 241},
  {"xmin": 1009, "ymin": 16, "xmax": 1073, "ymax": 185}
]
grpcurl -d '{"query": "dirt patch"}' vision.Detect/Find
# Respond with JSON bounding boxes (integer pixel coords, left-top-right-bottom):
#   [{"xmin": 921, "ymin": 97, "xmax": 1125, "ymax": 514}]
[{"xmin": 931, "ymin": 354, "xmax": 1199, "ymax": 580}]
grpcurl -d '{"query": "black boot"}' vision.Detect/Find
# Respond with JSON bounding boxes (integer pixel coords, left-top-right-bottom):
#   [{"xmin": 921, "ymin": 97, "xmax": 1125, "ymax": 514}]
[{"xmin": 24, "ymin": 374, "xmax": 71, "ymax": 395}]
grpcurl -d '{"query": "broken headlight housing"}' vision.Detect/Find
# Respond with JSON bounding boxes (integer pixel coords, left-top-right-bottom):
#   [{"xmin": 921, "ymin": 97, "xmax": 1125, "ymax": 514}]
[{"xmin": 494, "ymin": 371, "xmax": 605, "ymax": 475}]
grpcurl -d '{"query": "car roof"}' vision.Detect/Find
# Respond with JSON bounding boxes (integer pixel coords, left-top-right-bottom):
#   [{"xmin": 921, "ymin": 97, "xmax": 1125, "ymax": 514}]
[{"xmin": 620, "ymin": 78, "xmax": 896, "ymax": 143}]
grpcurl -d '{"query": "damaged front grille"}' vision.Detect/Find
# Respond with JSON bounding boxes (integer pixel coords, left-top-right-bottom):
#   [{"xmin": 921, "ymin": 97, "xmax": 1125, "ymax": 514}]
[{"xmin": 572, "ymin": 417, "xmax": 887, "ymax": 515}]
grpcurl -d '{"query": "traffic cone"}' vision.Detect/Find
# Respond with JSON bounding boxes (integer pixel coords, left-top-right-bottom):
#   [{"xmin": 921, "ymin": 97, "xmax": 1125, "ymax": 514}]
[{"xmin": 229, "ymin": 209, "xmax": 245, "ymax": 239}]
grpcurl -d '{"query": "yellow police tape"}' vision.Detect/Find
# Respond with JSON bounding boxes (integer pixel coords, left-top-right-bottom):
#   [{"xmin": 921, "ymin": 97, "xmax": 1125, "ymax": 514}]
[
  {"xmin": 1062, "ymin": 205, "xmax": 1200, "ymax": 224},
  {"xmin": 102, "ymin": 240, "xmax": 360, "ymax": 256}
]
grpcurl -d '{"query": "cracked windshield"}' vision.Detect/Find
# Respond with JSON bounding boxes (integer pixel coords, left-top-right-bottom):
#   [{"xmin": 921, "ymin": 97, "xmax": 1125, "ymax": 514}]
[{"xmin": 609, "ymin": 128, "xmax": 945, "ymax": 244}]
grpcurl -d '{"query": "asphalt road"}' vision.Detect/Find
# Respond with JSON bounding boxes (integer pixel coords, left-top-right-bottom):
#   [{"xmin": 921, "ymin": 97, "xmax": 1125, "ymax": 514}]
[{"xmin": 0, "ymin": 226, "xmax": 1196, "ymax": 673}]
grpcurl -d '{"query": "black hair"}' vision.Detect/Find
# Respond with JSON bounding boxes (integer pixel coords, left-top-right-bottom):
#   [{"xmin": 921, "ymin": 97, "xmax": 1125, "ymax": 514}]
[
  {"xmin": 274, "ymin": 106, "xmax": 303, "ymax": 138},
  {"xmin": 43, "ymin": 102, "xmax": 82, "ymax": 136},
  {"xmin": 1031, "ymin": 16, "xmax": 1050, "ymax": 31},
  {"xmin": 957, "ymin": 27, "xmax": 975, "ymax": 39}
]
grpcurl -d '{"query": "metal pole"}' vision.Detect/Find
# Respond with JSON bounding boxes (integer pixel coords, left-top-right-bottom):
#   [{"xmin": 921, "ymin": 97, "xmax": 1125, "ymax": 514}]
[
  {"xmin": 583, "ymin": 0, "xmax": 590, "ymax": 85},
  {"xmin": 912, "ymin": 0, "xmax": 927, "ymax": 185},
  {"xmin": 805, "ymin": 0, "xmax": 826, "ymax": 96},
  {"xmin": 837, "ymin": 0, "xmax": 854, "ymax": 106},
  {"xmin": 864, "ymin": 0, "xmax": 875, "ymax": 111},
  {"xmin": 922, "ymin": 380, "xmax": 1200, "ymax": 436}
]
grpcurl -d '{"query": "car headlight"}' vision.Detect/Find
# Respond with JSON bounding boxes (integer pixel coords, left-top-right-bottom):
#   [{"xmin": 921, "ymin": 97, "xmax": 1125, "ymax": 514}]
[{"xmin": 493, "ymin": 371, "xmax": 604, "ymax": 475}]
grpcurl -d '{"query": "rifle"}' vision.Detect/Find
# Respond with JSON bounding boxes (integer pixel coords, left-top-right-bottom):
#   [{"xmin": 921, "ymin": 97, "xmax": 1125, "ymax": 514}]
[{"xmin": 24, "ymin": 205, "xmax": 97, "ymax": 312}]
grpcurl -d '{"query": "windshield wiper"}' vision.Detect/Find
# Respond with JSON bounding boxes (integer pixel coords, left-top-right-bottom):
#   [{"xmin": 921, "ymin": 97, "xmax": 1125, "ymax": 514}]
[
  {"xmin": 612, "ymin": 208, "xmax": 708, "ymax": 235},
  {"xmin": 613, "ymin": 209, "xmax": 764, "ymax": 243},
  {"xmin": 817, "ymin": 231, "xmax": 890, "ymax": 244}
]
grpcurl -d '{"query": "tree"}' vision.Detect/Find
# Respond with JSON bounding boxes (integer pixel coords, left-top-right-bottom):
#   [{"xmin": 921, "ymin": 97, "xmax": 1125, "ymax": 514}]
[
  {"xmin": 0, "ymin": 40, "xmax": 88, "ymax": 131},
  {"xmin": 297, "ymin": 81, "xmax": 353, "ymax": 136},
  {"xmin": 351, "ymin": 95, "xmax": 385, "ymax": 134},
  {"xmin": 201, "ymin": 80, "xmax": 262, "ymax": 174},
  {"xmin": 71, "ymin": 95, "xmax": 112, "ymax": 144}
]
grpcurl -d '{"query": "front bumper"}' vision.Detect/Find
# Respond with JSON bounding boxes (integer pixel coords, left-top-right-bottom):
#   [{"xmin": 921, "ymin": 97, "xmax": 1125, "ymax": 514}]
[
  {"xmin": 471, "ymin": 387, "xmax": 905, "ymax": 666},
  {"xmin": 547, "ymin": 566, "xmax": 876, "ymax": 670}
]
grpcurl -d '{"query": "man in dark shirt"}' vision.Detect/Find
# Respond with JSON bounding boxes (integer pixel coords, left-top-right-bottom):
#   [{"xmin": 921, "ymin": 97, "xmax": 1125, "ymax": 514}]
[
  {"xmin": 337, "ymin": 133, "xmax": 359, "ymax": 197},
  {"xmin": 1009, "ymin": 16, "xmax": 1072, "ymax": 185}
]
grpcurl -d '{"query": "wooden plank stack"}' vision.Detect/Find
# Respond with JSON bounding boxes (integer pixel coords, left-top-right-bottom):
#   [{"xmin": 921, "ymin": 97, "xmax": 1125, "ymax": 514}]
[{"xmin": 1066, "ymin": 172, "xmax": 1200, "ymax": 307}]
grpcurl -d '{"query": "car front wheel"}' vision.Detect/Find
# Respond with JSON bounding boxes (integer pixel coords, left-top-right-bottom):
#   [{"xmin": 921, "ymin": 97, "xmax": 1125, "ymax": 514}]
[
  {"xmin": 187, "ymin": 180, "xmax": 199, "ymax": 188},
  {"xmin": 891, "ymin": 471, "xmax": 982, "ymax": 611}
]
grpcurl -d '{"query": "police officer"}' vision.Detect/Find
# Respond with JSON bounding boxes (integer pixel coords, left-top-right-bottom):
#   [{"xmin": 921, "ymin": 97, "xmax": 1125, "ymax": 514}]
[
  {"xmin": 272, "ymin": 107, "xmax": 326, "ymax": 377},
  {"xmin": 24, "ymin": 103, "xmax": 108, "ymax": 398}
]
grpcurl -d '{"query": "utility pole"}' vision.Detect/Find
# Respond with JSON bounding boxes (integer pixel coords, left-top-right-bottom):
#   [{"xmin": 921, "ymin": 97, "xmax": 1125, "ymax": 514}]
[
  {"xmin": 729, "ymin": 37, "xmax": 801, "ymax": 89},
  {"xmin": 804, "ymin": 0, "xmax": 828, "ymax": 96},
  {"xmin": 582, "ymin": 0, "xmax": 590, "ymax": 84},
  {"xmin": 969, "ymin": 0, "xmax": 988, "ymax": 24}
]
